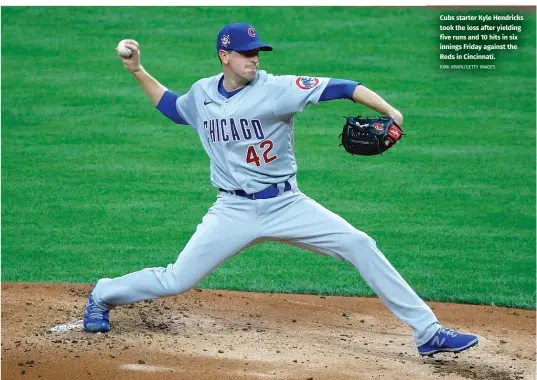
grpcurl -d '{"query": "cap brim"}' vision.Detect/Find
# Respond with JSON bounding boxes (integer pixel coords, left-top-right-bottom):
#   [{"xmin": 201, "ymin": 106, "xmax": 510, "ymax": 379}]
[{"xmin": 234, "ymin": 41, "xmax": 273, "ymax": 52}]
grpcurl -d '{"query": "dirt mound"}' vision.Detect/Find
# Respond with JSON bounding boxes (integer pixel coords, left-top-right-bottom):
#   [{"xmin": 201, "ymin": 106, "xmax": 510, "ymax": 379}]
[{"xmin": 1, "ymin": 283, "xmax": 535, "ymax": 379}]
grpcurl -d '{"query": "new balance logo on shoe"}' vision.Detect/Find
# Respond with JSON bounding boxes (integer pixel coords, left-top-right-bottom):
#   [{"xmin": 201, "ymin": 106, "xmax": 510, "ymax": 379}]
[{"xmin": 431, "ymin": 336, "xmax": 446, "ymax": 347}]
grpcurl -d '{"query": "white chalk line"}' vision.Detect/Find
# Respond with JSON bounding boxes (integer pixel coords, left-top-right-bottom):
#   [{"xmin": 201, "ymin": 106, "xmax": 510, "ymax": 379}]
[{"xmin": 121, "ymin": 364, "xmax": 177, "ymax": 373}]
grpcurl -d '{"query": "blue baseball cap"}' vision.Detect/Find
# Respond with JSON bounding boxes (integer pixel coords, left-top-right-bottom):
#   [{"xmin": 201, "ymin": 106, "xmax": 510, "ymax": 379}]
[{"xmin": 216, "ymin": 22, "xmax": 273, "ymax": 53}]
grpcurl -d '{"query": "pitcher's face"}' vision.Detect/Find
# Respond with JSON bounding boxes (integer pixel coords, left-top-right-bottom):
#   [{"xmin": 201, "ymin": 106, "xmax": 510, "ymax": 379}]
[{"xmin": 221, "ymin": 49, "xmax": 260, "ymax": 82}]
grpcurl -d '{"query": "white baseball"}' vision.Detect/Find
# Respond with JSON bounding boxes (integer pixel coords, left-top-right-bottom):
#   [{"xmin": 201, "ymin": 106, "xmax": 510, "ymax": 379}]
[{"xmin": 117, "ymin": 40, "xmax": 133, "ymax": 58}]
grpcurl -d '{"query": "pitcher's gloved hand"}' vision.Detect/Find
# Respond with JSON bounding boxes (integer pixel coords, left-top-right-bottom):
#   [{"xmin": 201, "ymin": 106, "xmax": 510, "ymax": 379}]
[{"xmin": 340, "ymin": 116, "xmax": 404, "ymax": 156}]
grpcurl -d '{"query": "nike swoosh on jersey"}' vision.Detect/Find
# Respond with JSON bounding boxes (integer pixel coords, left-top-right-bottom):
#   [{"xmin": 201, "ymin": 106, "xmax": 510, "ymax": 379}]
[{"xmin": 204, "ymin": 100, "xmax": 213, "ymax": 105}]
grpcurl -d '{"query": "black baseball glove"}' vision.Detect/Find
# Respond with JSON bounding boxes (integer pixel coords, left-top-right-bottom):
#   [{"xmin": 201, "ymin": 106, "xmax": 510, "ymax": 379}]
[{"xmin": 339, "ymin": 115, "xmax": 404, "ymax": 156}]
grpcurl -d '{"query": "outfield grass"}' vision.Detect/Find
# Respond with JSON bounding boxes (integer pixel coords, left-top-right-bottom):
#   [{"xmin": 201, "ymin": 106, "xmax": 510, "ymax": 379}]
[{"xmin": 2, "ymin": 7, "xmax": 535, "ymax": 308}]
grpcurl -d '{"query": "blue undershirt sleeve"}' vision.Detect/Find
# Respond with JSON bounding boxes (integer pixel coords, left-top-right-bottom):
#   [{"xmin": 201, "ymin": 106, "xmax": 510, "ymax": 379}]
[
  {"xmin": 319, "ymin": 79, "xmax": 362, "ymax": 102},
  {"xmin": 156, "ymin": 90, "xmax": 188, "ymax": 125}
]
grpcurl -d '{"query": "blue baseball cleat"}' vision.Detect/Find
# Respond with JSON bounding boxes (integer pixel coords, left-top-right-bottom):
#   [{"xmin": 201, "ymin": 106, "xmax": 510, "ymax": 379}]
[
  {"xmin": 83, "ymin": 293, "xmax": 111, "ymax": 333},
  {"xmin": 418, "ymin": 327, "xmax": 478, "ymax": 356}
]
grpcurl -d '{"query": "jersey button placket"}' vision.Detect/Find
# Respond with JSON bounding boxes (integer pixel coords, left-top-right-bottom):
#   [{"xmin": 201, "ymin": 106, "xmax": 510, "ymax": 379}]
[
  {"xmin": 220, "ymin": 101, "xmax": 228, "ymax": 118},
  {"xmin": 220, "ymin": 100, "xmax": 240, "ymax": 188}
]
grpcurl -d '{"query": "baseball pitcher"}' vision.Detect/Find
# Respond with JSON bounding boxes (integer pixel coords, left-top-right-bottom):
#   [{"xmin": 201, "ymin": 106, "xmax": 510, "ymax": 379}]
[{"xmin": 83, "ymin": 22, "xmax": 478, "ymax": 357}]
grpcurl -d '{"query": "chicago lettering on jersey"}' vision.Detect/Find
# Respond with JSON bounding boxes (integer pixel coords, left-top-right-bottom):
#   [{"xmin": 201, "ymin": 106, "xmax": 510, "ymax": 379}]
[{"xmin": 203, "ymin": 118, "xmax": 265, "ymax": 143}]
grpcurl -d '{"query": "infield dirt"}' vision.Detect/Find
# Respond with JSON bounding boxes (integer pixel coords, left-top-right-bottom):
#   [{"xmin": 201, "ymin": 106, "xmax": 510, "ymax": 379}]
[{"xmin": 1, "ymin": 283, "xmax": 535, "ymax": 380}]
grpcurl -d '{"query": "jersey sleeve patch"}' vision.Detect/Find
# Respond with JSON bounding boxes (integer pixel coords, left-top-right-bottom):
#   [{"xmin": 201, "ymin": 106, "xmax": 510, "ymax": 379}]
[{"xmin": 295, "ymin": 76, "xmax": 320, "ymax": 90}]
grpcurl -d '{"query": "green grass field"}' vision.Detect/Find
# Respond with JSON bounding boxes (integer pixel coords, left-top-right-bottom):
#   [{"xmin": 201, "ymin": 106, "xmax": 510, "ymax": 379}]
[{"xmin": 2, "ymin": 7, "xmax": 535, "ymax": 309}]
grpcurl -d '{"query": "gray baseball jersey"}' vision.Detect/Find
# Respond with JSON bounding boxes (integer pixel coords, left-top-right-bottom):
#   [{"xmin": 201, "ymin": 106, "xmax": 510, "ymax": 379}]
[{"xmin": 176, "ymin": 71, "xmax": 329, "ymax": 193}]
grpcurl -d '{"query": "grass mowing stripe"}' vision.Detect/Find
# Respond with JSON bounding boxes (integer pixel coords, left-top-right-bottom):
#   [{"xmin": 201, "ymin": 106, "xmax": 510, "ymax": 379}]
[{"xmin": 2, "ymin": 7, "xmax": 535, "ymax": 308}]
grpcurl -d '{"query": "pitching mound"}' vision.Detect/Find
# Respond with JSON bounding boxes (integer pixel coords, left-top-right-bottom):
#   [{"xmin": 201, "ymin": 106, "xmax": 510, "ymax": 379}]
[{"xmin": 1, "ymin": 283, "xmax": 535, "ymax": 379}]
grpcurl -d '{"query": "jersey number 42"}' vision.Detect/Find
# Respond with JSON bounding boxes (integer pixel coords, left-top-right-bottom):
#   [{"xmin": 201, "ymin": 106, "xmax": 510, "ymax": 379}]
[{"xmin": 246, "ymin": 140, "xmax": 277, "ymax": 167}]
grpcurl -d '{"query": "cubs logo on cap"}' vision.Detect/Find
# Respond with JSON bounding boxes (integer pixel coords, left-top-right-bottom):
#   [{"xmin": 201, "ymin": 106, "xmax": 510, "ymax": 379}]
[
  {"xmin": 216, "ymin": 22, "xmax": 273, "ymax": 52},
  {"xmin": 295, "ymin": 76, "xmax": 320, "ymax": 90}
]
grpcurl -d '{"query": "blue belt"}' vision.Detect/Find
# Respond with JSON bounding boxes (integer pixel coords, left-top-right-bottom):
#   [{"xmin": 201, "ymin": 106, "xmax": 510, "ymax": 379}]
[{"xmin": 220, "ymin": 181, "xmax": 291, "ymax": 200}]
